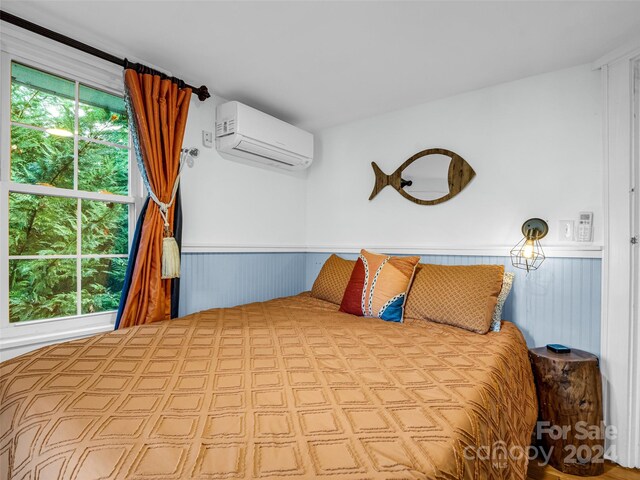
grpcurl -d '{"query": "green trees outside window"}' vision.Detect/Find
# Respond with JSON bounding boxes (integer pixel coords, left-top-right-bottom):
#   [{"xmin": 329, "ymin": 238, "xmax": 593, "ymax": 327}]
[{"xmin": 7, "ymin": 62, "xmax": 132, "ymax": 322}]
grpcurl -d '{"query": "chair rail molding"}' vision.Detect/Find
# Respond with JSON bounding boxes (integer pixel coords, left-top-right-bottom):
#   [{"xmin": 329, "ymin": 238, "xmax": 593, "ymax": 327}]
[
  {"xmin": 181, "ymin": 242, "xmax": 603, "ymax": 258},
  {"xmin": 600, "ymin": 50, "xmax": 640, "ymax": 468}
]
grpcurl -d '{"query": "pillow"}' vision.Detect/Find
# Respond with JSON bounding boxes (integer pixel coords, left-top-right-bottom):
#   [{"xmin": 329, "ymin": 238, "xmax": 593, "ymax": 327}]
[
  {"xmin": 404, "ymin": 264, "xmax": 504, "ymax": 334},
  {"xmin": 339, "ymin": 249, "xmax": 420, "ymax": 323},
  {"xmin": 311, "ymin": 254, "xmax": 356, "ymax": 304},
  {"xmin": 490, "ymin": 272, "xmax": 515, "ymax": 332}
]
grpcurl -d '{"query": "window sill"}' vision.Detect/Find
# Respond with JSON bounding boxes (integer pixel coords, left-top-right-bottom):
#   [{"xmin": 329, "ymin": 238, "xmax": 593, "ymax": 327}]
[{"xmin": 0, "ymin": 312, "xmax": 115, "ymax": 361}]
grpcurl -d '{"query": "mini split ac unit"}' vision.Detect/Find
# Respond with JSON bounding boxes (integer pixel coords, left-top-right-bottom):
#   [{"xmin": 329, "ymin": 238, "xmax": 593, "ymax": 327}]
[{"xmin": 215, "ymin": 101, "xmax": 314, "ymax": 171}]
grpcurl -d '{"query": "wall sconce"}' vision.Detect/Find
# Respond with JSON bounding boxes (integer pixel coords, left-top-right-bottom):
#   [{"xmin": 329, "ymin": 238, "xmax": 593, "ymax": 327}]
[{"xmin": 510, "ymin": 218, "xmax": 548, "ymax": 272}]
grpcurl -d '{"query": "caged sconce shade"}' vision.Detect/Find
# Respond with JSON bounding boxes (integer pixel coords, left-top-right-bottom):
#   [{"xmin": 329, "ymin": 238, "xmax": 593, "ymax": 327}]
[{"xmin": 510, "ymin": 218, "xmax": 549, "ymax": 272}]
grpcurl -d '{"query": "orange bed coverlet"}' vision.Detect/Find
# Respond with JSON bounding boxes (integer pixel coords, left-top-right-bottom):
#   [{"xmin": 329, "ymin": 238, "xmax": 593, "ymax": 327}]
[{"xmin": 0, "ymin": 294, "xmax": 537, "ymax": 479}]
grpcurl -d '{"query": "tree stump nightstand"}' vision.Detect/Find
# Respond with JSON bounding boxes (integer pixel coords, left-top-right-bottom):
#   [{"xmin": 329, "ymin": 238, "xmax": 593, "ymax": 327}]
[{"xmin": 529, "ymin": 347, "xmax": 604, "ymax": 476}]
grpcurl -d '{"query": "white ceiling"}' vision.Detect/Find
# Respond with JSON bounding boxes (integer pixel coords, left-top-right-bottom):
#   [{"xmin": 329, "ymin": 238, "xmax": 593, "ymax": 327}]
[{"xmin": 3, "ymin": 1, "xmax": 640, "ymax": 132}]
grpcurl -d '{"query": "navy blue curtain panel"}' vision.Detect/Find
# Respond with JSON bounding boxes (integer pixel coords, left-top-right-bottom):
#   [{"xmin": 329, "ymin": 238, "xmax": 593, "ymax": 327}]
[
  {"xmin": 115, "ymin": 197, "xmax": 149, "ymax": 330},
  {"xmin": 171, "ymin": 188, "xmax": 183, "ymax": 319}
]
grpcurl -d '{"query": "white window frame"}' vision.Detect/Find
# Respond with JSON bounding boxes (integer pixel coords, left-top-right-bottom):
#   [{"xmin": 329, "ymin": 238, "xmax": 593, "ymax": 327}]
[{"xmin": 0, "ymin": 25, "xmax": 144, "ymax": 360}]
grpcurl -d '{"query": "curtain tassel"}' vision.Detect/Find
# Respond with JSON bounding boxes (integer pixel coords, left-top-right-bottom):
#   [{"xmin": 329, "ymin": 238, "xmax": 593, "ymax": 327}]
[
  {"xmin": 160, "ymin": 205, "xmax": 180, "ymax": 279},
  {"xmin": 162, "ymin": 234, "xmax": 181, "ymax": 279},
  {"xmin": 151, "ymin": 150, "xmax": 189, "ymax": 280},
  {"xmin": 161, "ymin": 222, "xmax": 180, "ymax": 279}
]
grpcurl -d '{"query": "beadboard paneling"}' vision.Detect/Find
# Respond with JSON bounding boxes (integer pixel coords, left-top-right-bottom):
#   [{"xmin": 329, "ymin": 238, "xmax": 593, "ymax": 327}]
[
  {"xmin": 179, "ymin": 253, "xmax": 307, "ymax": 316},
  {"xmin": 180, "ymin": 252, "xmax": 601, "ymax": 355},
  {"xmin": 305, "ymin": 253, "xmax": 602, "ymax": 354}
]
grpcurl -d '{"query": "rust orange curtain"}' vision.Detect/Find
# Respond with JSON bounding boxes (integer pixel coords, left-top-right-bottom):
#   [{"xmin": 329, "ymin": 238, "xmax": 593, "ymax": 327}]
[{"xmin": 116, "ymin": 69, "xmax": 191, "ymax": 329}]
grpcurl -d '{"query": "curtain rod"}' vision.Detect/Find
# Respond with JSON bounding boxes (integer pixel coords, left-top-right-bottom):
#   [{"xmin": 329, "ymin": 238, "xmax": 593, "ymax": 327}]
[{"xmin": 0, "ymin": 10, "xmax": 211, "ymax": 101}]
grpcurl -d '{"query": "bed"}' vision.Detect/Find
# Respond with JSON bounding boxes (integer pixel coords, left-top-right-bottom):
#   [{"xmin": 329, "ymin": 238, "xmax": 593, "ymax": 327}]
[{"xmin": 0, "ymin": 293, "xmax": 537, "ymax": 479}]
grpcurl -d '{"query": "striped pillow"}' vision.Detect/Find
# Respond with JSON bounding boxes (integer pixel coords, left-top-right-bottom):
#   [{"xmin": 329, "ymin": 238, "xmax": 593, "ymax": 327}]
[{"xmin": 339, "ymin": 250, "xmax": 420, "ymax": 323}]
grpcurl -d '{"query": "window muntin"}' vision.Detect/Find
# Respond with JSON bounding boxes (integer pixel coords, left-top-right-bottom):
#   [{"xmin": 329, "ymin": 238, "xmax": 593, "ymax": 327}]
[{"xmin": 7, "ymin": 61, "xmax": 132, "ymax": 323}]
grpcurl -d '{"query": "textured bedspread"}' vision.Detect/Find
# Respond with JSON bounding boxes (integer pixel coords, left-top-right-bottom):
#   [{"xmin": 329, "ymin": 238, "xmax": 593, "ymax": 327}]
[{"xmin": 0, "ymin": 294, "xmax": 537, "ymax": 479}]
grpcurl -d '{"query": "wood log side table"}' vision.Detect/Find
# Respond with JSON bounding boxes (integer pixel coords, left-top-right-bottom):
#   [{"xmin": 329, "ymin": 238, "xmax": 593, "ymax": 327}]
[{"xmin": 529, "ymin": 347, "xmax": 604, "ymax": 476}]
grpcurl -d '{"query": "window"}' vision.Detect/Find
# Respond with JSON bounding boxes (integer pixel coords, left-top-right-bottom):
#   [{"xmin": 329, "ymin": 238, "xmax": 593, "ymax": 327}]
[{"xmin": 4, "ymin": 61, "xmax": 133, "ymax": 323}]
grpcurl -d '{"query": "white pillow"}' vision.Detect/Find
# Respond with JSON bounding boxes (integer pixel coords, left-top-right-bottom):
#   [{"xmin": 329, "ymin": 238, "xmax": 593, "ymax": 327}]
[{"xmin": 490, "ymin": 272, "xmax": 514, "ymax": 332}]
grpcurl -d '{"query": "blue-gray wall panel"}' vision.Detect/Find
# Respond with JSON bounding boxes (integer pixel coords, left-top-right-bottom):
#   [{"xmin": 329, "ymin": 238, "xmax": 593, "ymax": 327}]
[
  {"xmin": 179, "ymin": 253, "xmax": 307, "ymax": 316},
  {"xmin": 180, "ymin": 252, "xmax": 601, "ymax": 355},
  {"xmin": 306, "ymin": 253, "xmax": 601, "ymax": 354}
]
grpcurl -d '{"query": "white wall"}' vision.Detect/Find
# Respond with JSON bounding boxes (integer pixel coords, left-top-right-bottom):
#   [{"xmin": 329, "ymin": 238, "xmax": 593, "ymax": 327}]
[
  {"xmin": 180, "ymin": 96, "xmax": 308, "ymax": 250},
  {"xmin": 305, "ymin": 64, "xmax": 602, "ymax": 252}
]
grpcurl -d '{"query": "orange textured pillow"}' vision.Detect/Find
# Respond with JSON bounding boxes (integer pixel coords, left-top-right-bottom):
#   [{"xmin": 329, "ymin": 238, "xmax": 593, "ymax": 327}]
[
  {"xmin": 404, "ymin": 264, "xmax": 504, "ymax": 334},
  {"xmin": 311, "ymin": 254, "xmax": 356, "ymax": 304},
  {"xmin": 340, "ymin": 250, "xmax": 420, "ymax": 322}
]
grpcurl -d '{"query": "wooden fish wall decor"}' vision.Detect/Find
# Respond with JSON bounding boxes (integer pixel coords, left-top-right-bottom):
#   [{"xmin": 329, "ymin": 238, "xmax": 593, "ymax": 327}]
[{"xmin": 369, "ymin": 148, "xmax": 476, "ymax": 205}]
